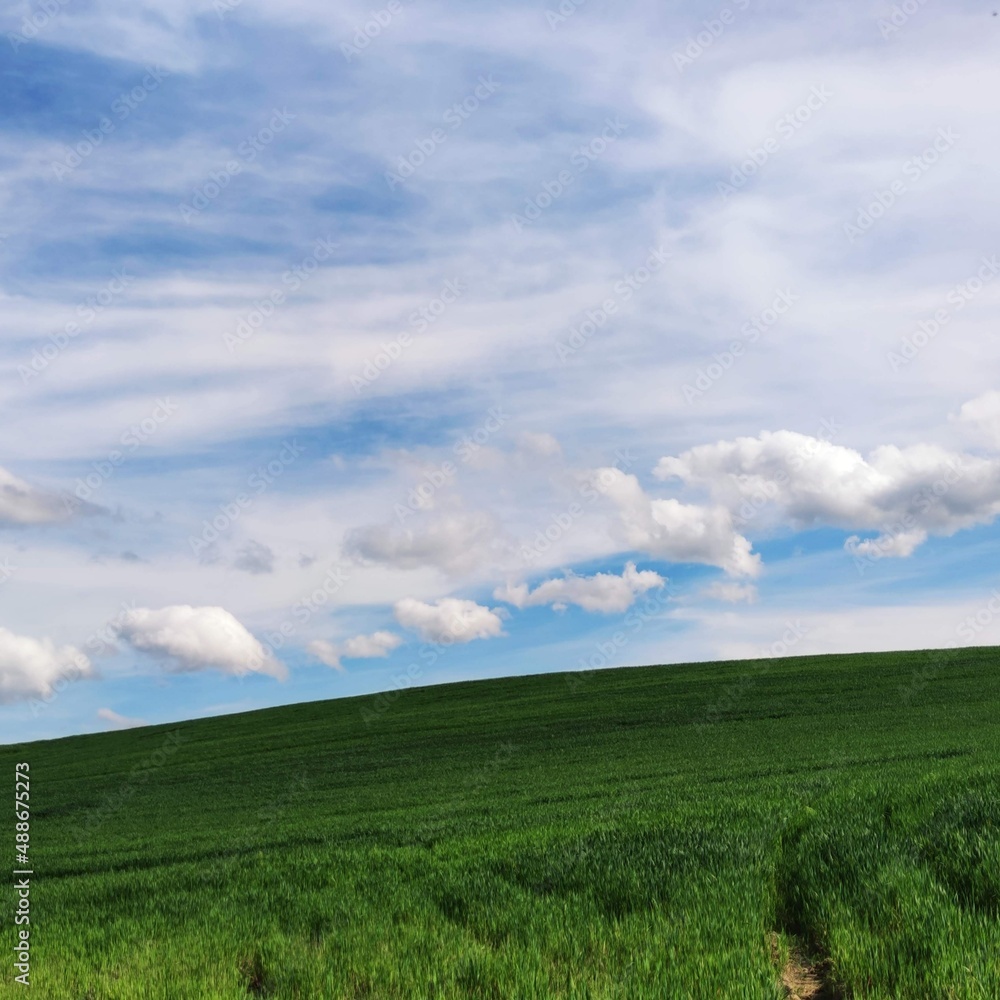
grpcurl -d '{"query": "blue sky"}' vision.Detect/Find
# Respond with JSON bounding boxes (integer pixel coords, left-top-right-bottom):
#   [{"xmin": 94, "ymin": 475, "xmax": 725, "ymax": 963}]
[{"xmin": 2, "ymin": 0, "xmax": 1000, "ymax": 742}]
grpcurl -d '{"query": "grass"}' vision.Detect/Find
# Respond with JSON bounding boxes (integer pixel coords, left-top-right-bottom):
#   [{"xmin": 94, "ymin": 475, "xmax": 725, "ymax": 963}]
[{"xmin": 2, "ymin": 646, "xmax": 999, "ymax": 998}]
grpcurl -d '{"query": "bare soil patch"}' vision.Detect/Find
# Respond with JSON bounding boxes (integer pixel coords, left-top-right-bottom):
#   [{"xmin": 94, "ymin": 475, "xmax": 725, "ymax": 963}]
[{"xmin": 769, "ymin": 932, "xmax": 841, "ymax": 999}]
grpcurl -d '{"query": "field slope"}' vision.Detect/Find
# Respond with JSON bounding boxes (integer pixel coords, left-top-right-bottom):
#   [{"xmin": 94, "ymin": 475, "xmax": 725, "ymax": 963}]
[{"xmin": 2, "ymin": 647, "xmax": 999, "ymax": 999}]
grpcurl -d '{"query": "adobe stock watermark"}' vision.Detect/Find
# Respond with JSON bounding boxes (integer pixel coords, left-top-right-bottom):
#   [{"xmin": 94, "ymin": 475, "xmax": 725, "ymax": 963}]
[
  {"xmin": 224, "ymin": 237, "xmax": 339, "ymax": 352},
  {"xmin": 0, "ymin": 557, "xmax": 15, "ymax": 588},
  {"xmin": 18, "ymin": 269, "xmax": 134, "ymax": 384},
  {"xmin": 878, "ymin": 0, "xmax": 932, "ymax": 39},
  {"xmin": 178, "ymin": 108, "xmax": 296, "ymax": 223},
  {"xmin": 845, "ymin": 459, "xmax": 972, "ymax": 575},
  {"xmin": 350, "ymin": 277, "xmax": 465, "ymax": 393},
  {"xmin": 554, "ymin": 246, "xmax": 670, "ymax": 362},
  {"xmin": 213, "ymin": 0, "xmax": 242, "ymax": 18},
  {"xmin": 899, "ymin": 586, "xmax": 1000, "ymax": 705},
  {"xmin": 25, "ymin": 654, "xmax": 90, "ymax": 718},
  {"xmin": 83, "ymin": 601, "xmax": 140, "ymax": 659},
  {"xmin": 188, "ymin": 440, "xmax": 305, "ymax": 560},
  {"xmin": 731, "ymin": 417, "xmax": 842, "ymax": 530},
  {"xmin": 75, "ymin": 730, "xmax": 189, "ymax": 845},
  {"xmin": 844, "ymin": 127, "xmax": 958, "ymax": 243},
  {"xmin": 672, "ymin": 0, "xmax": 751, "ymax": 72},
  {"xmin": 717, "ymin": 86, "xmax": 832, "ymax": 200},
  {"xmin": 50, "ymin": 67, "xmax": 171, "ymax": 179},
  {"xmin": 26, "ymin": 604, "xmax": 144, "ymax": 718},
  {"xmin": 565, "ymin": 582, "xmax": 680, "ymax": 688},
  {"xmin": 359, "ymin": 662, "xmax": 425, "ymax": 728},
  {"xmin": 7, "ymin": 0, "xmax": 72, "ymax": 51},
  {"xmin": 887, "ymin": 255, "xmax": 999, "ymax": 371},
  {"xmin": 956, "ymin": 589, "xmax": 1000, "ymax": 645},
  {"xmin": 694, "ymin": 620, "xmax": 812, "ymax": 734},
  {"xmin": 25, "ymin": 600, "xmax": 176, "ymax": 719},
  {"xmin": 511, "ymin": 117, "xmax": 628, "ymax": 232},
  {"xmin": 681, "ymin": 288, "xmax": 797, "ymax": 402},
  {"xmin": 412, "ymin": 741, "xmax": 518, "ymax": 841},
  {"xmin": 64, "ymin": 398, "xmax": 180, "ymax": 510},
  {"xmin": 245, "ymin": 562, "xmax": 353, "ymax": 677},
  {"xmin": 200, "ymin": 770, "xmax": 310, "ymax": 883},
  {"xmin": 520, "ymin": 448, "xmax": 637, "ymax": 565},
  {"xmin": 340, "ymin": 0, "xmax": 415, "ymax": 60},
  {"xmin": 393, "ymin": 407, "xmax": 509, "ymax": 524},
  {"xmin": 545, "ymin": 0, "xmax": 587, "ymax": 29},
  {"xmin": 385, "ymin": 76, "xmax": 500, "ymax": 190},
  {"xmin": 359, "ymin": 608, "xmax": 503, "ymax": 728}
]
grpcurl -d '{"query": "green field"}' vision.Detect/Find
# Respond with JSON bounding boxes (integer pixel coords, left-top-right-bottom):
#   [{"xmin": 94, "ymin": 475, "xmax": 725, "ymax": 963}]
[{"xmin": 2, "ymin": 647, "xmax": 999, "ymax": 999}]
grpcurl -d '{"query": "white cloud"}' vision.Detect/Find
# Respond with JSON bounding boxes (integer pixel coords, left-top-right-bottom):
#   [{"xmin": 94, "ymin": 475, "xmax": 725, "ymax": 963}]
[
  {"xmin": 307, "ymin": 630, "xmax": 402, "ymax": 671},
  {"xmin": 342, "ymin": 630, "xmax": 402, "ymax": 658},
  {"xmin": 655, "ymin": 429, "xmax": 1000, "ymax": 560},
  {"xmin": 847, "ymin": 529, "xmax": 927, "ymax": 560},
  {"xmin": 0, "ymin": 628, "xmax": 92, "ymax": 704},
  {"xmin": 345, "ymin": 510, "xmax": 505, "ymax": 575},
  {"xmin": 953, "ymin": 390, "xmax": 1000, "ymax": 448},
  {"xmin": 702, "ymin": 582, "xmax": 758, "ymax": 604},
  {"xmin": 306, "ymin": 639, "xmax": 344, "ymax": 672},
  {"xmin": 594, "ymin": 467, "xmax": 760, "ymax": 577},
  {"xmin": 393, "ymin": 597, "xmax": 506, "ymax": 644},
  {"xmin": 6, "ymin": 0, "xmax": 1000, "ymax": 742},
  {"xmin": 495, "ymin": 562, "xmax": 664, "ymax": 613},
  {"xmin": 116, "ymin": 605, "xmax": 286, "ymax": 679},
  {"xmin": 0, "ymin": 467, "xmax": 72, "ymax": 526},
  {"xmin": 97, "ymin": 707, "xmax": 147, "ymax": 730}
]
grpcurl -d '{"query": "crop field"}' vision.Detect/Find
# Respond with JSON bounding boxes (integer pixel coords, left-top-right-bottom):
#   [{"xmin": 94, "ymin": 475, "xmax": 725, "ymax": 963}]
[{"xmin": 2, "ymin": 646, "xmax": 999, "ymax": 999}]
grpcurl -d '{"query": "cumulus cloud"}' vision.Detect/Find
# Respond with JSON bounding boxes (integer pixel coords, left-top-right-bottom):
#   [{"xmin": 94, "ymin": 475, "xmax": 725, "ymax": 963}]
[
  {"xmin": 345, "ymin": 510, "xmax": 503, "ymax": 574},
  {"xmin": 97, "ymin": 707, "xmax": 147, "ymax": 730},
  {"xmin": 495, "ymin": 562, "xmax": 664, "ymax": 613},
  {"xmin": 953, "ymin": 391, "xmax": 1000, "ymax": 448},
  {"xmin": 116, "ymin": 605, "xmax": 286, "ymax": 679},
  {"xmin": 593, "ymin": 467, "xmax": 760, "ymax": 577},
  {"xmin": 306, "ymin": 639, "xmax": 344, "ymax": 671},
  {"xmin": 655, "ymin": 429, "xmax": 1000, "ymax": 560},
  {"xmin": 342, "ymin": 630, "xmax": 403, "ymax": 657},
  {"xmin": 0, "ymin": 628, "xmax": 92, "ymax": 704},
  {"xmin": 307, "ymin": 630, "xmax": 403, "ymax": 671},
  {"xmin": 702, "ymin": 581, "xmax": 759, "ymax": 604},
  {"xmin": 233, "ymin": 540, "xmax": 275, "ymax": 575},
  {"xmin": 0, "ymin": 467, "xmax": 73, "ymax": 526},
  {"xmin": 393, "ymin": 597, "xmax": 506, "ymax": 644},
  {"xmin": 847, "ymin": 530, "xmax": 927, "ymax": 560}
]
